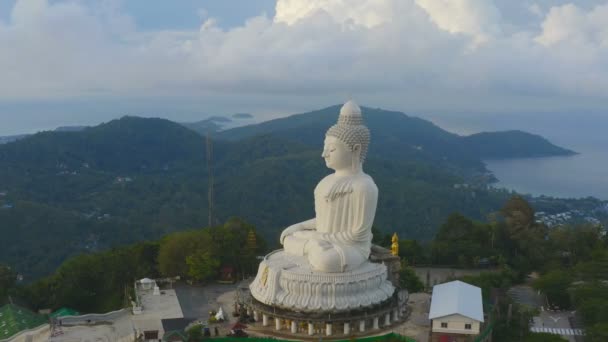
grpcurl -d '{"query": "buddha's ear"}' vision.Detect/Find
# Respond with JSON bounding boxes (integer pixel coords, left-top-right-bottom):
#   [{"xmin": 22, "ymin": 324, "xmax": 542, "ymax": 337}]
[{"xmin": 352, "ymin": 144, "xmax": 362, "ymax": 155}]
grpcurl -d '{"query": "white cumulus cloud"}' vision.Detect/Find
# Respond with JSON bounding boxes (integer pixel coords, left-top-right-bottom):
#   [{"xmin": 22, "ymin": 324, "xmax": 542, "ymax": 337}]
[
  {"xmin": 0, "ymin": 0, "xmax": 607, "ymax": 118},
  {"xmin": 274, "ymin": 0, "xmax": 395, "ymax": 28},
  {"xmin": 415, "ymin": 0, "xmax": 503, "ymax": 45},
  {"xmin": 536, "ymin": 3, "xmax": 608, "ymax": 46}
]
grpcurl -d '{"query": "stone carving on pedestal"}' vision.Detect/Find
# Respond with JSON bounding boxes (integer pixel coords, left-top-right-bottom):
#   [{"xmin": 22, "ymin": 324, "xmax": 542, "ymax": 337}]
[{"xmin": 250, "ymin": 101, "xmax": 395, "ymax": 313}]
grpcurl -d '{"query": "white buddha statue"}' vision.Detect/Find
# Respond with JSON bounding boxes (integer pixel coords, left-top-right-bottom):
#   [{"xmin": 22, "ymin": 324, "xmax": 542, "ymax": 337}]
[
  {"xmin": 280, "ymin": 100, "xmax": 378, "ymax": 273},
  {"xmin": 250, "ymin": 101, "xmax": 393, "ymax": 313}
]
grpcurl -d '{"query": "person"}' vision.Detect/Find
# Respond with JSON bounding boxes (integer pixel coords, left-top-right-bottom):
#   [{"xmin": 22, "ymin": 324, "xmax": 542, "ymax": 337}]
[{"xmin": 280, "ymin": 101, "xmax": 378, "ymax": 273}]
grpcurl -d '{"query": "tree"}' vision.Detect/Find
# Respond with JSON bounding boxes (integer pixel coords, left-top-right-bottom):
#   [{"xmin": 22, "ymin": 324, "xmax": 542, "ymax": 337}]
[
  {"xmin": 186, "ymin": 324, "xmax": 203, "ymax": 342},
  {"xmin": 186, "ymin": 250, "xmax": 220, "ymax": 282},
  {"xmin": 492, "ymin": 299, "xmax": 535, "ymax": 342},
  {"xmin": 399, "ymin": 239, "xmax": 427, "ymax": 265},
  {"xmin": 533, "ymin": 270, "xmax": 573, "ymax": 309},
  {"xmin": 575, "ymin": 250, "xmax": 608, "ymax": 281},
  {"xmin": 461, "ymin": 270, "xmax": 516, "ymax": 299},
  {"xmin": 498, "ymin": 196, "xmax": 548, "ymax": 274},
  {"xmin": 547, "ymin": 226, "xmax": 604, "ymax": 268},
  {"xmin": 157, "ymin": 219, "xmax": 264, "ymax": 281},
  {"xmin": 372, "ymin": 226, "xmax": 392, "ymax": 247},
  {"xmin": 431, "ymin": 213, "xmax": 492, "ymax": 267},
  {"xmin": 500, "ymin": 195, "xmax": 535, "ymax": 235},
  {"xmin": 213, "ymin": 218, "xmax": 265, "ymax": 278},
  {"xmin": 570, "ymin": 282, "xmax": 608, "ymax": 328},
  {"xmin": 158, "ymin": 230, "xmax": 214, "ymax": 277},
  {"xmin": 399, "ymin": 266, "xmax": 424, "ymax": 293},
  {"xmin": 0, "ymin": 264, "xmax": 16, "ymax": 303},
  {"xmin": 586, "ymin": 322, "xmax": 608, "ymax": 342}
]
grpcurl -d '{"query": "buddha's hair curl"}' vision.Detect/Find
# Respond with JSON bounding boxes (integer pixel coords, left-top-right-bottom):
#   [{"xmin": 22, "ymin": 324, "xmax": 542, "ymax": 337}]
[{"xmin": 326, "ymin": 123, "xmax": 370, "ymax": 164}]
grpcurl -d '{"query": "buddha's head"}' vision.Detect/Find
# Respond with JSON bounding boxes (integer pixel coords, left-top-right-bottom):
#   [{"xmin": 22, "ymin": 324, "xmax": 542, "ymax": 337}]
[{"xmin": 323, "ymin": 101, "xmax": 370, "ymax": 171}]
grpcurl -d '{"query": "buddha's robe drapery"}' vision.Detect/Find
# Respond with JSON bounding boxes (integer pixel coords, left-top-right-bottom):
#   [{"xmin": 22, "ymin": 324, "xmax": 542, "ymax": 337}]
[{"xmin": 284, "ymin": 173, "xmax": 378, "ymax": 272}]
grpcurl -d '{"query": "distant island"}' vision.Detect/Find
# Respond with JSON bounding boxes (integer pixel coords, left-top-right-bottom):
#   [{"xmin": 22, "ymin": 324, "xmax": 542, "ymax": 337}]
[
  {"xmin": 0, "ymin": 113, "xmax": 258, "ymax": 144},
  {"xmin": 462, "ymin": 130, "xmax": 576, "ymax": 159},
  {"xmin": 233, "ymin": 113, "xmax": 254, "ymax": 119},
  {"xmin": 180, "ymin": 113, "xmax": 257, "ymax": 135},
  {"xmin": 0, "ymin": 134, "xmax": 28, "ymax": 144}
]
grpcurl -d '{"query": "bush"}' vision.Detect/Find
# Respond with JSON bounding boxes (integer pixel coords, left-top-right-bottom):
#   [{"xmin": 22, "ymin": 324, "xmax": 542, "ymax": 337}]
[{"xmin": 399, "ymin": 266, "xmax": 424, "ymax": 293}]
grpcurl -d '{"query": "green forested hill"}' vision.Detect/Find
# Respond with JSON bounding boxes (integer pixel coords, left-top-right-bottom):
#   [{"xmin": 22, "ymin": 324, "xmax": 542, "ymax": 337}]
[
  {"xmin": 461, "ymin": 130, "xmax": 576, "ymax": 159},
  {"xmin": 0, "ymin": 108, "xmax": 571, "ymax": 280},
  {"xmin": 0, "ymin": 116, "xmax": 206, "ymax": 172},
  {"xmin": 216, "ymin": 106, "xmax": 573, "ymax": 173},
  {"xmin": 218, "ymin": 106, "xmax": 483, "ymax": 175}
]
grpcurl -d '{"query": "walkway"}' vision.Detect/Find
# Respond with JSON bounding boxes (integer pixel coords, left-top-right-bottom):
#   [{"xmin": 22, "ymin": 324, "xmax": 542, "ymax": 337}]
[{"xmin": 530, "ymin": 327, "xmax": 585, "ymax": 336}]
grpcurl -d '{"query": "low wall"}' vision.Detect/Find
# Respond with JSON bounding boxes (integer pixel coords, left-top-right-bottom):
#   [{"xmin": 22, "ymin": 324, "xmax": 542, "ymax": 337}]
[
  {"xmin": 55, "ymin": 308, "xmax": 129, "ymax": 326},
  {"xmin": 414, "ymin": 267, "xmax": 498, "ymax": 288}
]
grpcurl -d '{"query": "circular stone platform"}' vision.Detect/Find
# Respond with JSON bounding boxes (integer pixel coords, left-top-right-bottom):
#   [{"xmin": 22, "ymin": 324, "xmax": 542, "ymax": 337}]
[{"xmin": 250, "ymin": 250, "xmax": 395, "ymax": 313}]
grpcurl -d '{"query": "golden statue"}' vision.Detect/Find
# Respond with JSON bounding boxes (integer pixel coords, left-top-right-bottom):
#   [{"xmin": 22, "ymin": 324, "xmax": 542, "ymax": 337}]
[{"xmin": 391, "ymin": 233, "xmax": 399, "ymax": 256}]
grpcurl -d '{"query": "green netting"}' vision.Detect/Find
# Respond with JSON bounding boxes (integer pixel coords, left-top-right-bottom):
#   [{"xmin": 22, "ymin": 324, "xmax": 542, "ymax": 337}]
[
  {"xmin": 474, "ymin": 322, "xmax": 493, "ymax": 342},
  {"xmin": 0, "ymin": 304, "xmax": 47, "ymax": 340},
  {"xmin": 50, "ymin": 307, "xmax": 80, "ymax": 318},
  {"xmin": 204, "ymin": 332, "xmax": 416, "ymax": 342},
  {"xmin": 163, "ymin": 330, "xmax": 189, "ymax": 341}
]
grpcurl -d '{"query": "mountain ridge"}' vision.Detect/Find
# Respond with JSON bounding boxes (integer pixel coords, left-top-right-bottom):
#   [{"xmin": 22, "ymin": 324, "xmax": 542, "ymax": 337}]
[
  {"xmin": 214, "ymin": 105, "xmax": 574, "ymax": 174},
  {"xmin": 0, "ymin": 107, "xmax": 575, "ymax": 279}
]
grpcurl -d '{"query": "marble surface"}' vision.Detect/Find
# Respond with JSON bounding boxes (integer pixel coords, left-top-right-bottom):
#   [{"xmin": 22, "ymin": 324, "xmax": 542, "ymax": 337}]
[
  {"xmin": 250, "ymin": 101, "xmax": 395, "ymax": 313},
  {"xmin": 279, "ymin": 100, "xmax": 377, "ymax": 273},
  {"xmin": 250, "ymin": 250, "xmax": 394, "ymax": 313}
]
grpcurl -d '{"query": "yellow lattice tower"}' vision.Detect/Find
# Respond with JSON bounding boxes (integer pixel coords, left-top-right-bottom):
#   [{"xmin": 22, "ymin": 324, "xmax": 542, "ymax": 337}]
[{"xmin": 246, "ymin": 229, "xmax": 257, "ymax": 253}]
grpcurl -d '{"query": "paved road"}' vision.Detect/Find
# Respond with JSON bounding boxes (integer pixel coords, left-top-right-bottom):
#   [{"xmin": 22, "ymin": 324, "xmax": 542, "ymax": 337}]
[
  {"xmin": 174, "ymin": 283, "xmax": 238, "ymax": 320},
  {"xmin": 508, "ymin": 285, "xmax": 544, "ymax": 308},
  {"xmin": 532, "ymin": 310, "xmax": 583, "ymax": 342}
]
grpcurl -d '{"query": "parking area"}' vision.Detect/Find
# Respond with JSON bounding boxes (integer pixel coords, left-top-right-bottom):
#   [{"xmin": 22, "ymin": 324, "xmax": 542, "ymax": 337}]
[{"xmin": 174, "ymin": 282, "xmax": 238, "ymax": 320}]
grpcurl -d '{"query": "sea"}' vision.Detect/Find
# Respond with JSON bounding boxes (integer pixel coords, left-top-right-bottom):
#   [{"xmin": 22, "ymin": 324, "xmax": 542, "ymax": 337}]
[{"xmin": 423, "ymin": 112, "xmax": 608, "ymax": 201}]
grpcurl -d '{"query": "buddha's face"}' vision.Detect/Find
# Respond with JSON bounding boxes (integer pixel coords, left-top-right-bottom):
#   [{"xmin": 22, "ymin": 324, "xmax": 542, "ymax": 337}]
[{"xmin": 322, "ymin": 136, "xmax": 353, "ymax": 171}]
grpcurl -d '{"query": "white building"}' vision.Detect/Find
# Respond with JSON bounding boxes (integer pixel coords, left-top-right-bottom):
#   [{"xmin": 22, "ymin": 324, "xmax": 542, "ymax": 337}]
[{"xmin": 429, "ymin": 280, "xmax": 484, "ymax": 342}]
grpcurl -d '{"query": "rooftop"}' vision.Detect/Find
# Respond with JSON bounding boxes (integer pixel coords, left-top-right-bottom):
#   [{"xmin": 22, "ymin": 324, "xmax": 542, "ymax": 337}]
[{"xmin": 428, "ymin": 280, "xmax": 484, "ymax": 322}]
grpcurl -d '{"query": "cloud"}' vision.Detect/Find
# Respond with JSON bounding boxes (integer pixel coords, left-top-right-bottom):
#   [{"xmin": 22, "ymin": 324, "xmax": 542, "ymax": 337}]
[
  {"xmin": 528, "ymin": 3, "xmax": 544, "ymax": 17},
  {"xmin": 536, "ymin": 3, "xmax": 608, "ymax": 46},
  {"xmin": 274, "ymin": 0, "xmax": 395, "ymax": 28},
  {"xmin": 0, "ymin": 0, "xmax": 607, "ymax": 117},
  {"xmin": 414, "ymin": 0, "xmax": 503, "ymax": 45}
]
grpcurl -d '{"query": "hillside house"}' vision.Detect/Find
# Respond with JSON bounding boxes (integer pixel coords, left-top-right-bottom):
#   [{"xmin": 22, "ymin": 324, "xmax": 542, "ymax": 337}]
[{"xmin": 428, "ymin": 280, "xmax": 485, "ymax": 342}]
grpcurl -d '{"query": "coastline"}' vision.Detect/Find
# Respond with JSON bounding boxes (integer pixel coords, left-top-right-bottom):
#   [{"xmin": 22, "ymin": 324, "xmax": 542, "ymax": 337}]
[{"xmin": 484, "ymin": 150, "xmax": 608, "ymax": 201}]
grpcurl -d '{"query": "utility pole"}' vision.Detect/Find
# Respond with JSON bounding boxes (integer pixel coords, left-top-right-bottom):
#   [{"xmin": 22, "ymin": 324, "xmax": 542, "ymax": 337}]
[{"xmin": 206, "ymin": 134, "xmax": 214, "ymax": 227}]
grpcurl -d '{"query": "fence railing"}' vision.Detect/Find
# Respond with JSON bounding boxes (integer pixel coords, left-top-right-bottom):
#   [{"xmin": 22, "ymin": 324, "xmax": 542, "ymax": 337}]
[{"xmin": 203, "ymin": 332, "xmax": 416, "ymax": 342}]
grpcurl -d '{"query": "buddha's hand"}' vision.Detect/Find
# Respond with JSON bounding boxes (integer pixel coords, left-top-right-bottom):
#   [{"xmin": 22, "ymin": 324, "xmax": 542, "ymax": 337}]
[
  {"xmin": 293, "ymin": 231, "xmax": 316, "ymax": 240},
  {"xmin": 280, "ymin": 224, "xmax": 307, "ymax": 245}
]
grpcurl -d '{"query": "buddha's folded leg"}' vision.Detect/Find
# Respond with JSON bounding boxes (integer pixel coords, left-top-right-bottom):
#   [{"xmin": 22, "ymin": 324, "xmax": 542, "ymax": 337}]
[
  {"xmin": 308, "ymin": 244, "xmax": 342, "ymax": 272},
  {"xmin": 308, "ymin": 242, "xmax": 368, "ymax": 273},
  {"xmin": 283, "ymin": 235, "xmax": 308, "ymax": 256}
]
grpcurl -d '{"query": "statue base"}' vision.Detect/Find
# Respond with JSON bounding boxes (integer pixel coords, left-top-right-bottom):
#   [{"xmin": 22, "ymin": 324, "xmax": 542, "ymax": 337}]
[{"xmin": 249, "ymin": 249, "xmax": 395, "ymax": 313}]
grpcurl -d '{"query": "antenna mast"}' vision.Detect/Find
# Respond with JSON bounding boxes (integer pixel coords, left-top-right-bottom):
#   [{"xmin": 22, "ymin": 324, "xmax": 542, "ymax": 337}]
[{"xmin": 206, "ymin": 134, "xmax": 214, "ymax": 227}]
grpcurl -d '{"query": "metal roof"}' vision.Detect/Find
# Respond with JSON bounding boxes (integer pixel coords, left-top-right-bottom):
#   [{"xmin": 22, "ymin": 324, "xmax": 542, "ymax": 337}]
[{"xmin": 428, "ymin": 280, "xmax": 484, "ymax": 322}]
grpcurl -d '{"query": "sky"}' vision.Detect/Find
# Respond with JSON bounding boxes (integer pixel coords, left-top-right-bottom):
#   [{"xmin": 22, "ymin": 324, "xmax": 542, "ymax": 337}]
[{"xmin": 0, "ymin": 0, "xmax": 607, "ymax": 135}]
